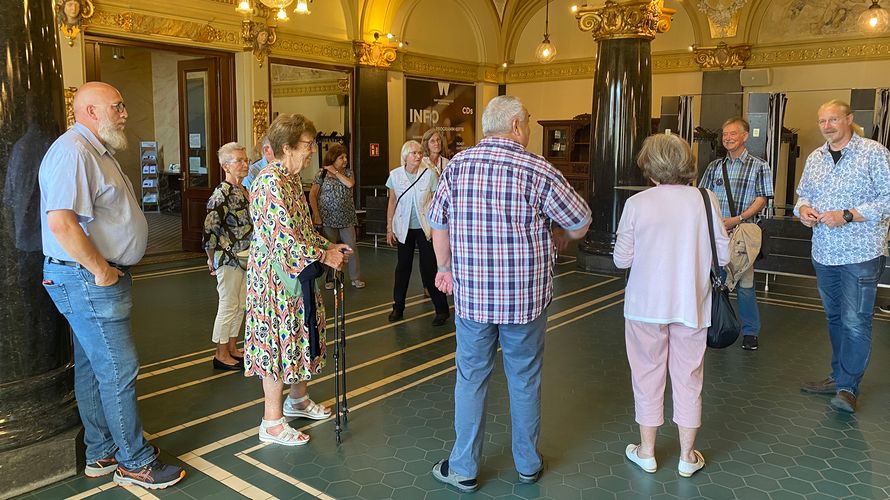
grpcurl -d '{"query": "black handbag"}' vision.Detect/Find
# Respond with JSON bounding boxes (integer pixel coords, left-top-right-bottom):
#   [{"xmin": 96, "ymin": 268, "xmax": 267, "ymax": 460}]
[{"xmin": 700, "ymin": 188, "xmax": 741, "ymax": 349}]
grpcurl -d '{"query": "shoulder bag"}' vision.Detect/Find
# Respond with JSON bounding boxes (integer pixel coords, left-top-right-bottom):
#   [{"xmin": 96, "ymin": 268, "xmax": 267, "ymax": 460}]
[{"xmin": 700, "ymin": 188, "xmax": 741, "ymax": 349}]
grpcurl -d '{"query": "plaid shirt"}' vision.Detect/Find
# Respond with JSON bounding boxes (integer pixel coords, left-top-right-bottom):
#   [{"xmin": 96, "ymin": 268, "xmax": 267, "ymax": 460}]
[
  {"xmin": 427, "ymin": 136, "xmax": 591, "ymax": 324},
  {"xmin": 699, "ymin": 150, "xmax": 773, "ymax": 221}
]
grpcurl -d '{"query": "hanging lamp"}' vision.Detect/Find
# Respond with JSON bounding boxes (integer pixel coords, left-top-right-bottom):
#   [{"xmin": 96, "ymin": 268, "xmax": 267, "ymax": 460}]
[
  {"xmin": 859, "ymin": 0, "xmax": 890, "ymax": 33},
  {"xmin": 535, "ymin": 0, "xmax": 557, "ymax": 63}
]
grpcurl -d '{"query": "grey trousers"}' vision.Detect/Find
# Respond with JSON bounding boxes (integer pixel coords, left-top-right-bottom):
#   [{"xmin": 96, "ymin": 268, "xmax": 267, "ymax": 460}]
[{"xmin": 322, "ymin": 225, "xmax": 361, "ymax": 281}]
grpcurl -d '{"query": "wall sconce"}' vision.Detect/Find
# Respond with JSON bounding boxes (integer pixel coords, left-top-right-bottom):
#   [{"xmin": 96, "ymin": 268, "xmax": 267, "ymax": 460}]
[
  {"xmin": 111, "ymin": 46, "xmax": 125, "ymax": 60},
  {"xmin": 353, "ymin": 31, "xmax": 400, "ymax": 68},
  {"xmin": 375, "ymin": 31, "xmax": 408, "ymax": 48}
]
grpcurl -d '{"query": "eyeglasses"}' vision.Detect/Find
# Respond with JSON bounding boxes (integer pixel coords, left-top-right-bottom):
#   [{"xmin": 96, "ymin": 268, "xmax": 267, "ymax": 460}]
[
  {"xmin": 110, "ymin": 102, "xmax": 126, "ymax": 113},
  {"xmin": 226, "ymin": 158, "xmax": 248, "ymax": 165},
  {"xmin": 297, "ymin": 139, "xmax": 316, "ymax": 149},
  {"xmin": 408, "ymin": 150, "xmax": 423, "ymax": 156},
  {"xmin": 817, "ymin": 116, "xmax": 846, "ymax": 126}
]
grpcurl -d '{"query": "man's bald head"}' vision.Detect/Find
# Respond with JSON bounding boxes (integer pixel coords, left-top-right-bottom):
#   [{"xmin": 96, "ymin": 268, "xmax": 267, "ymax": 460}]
[
  {"xmin": 72, "ymin": 82, "xmax": 122, "ymax": 120},
  {"xmin": 73, "ymin": 82, "xmax": 128, "ymax": 149}
]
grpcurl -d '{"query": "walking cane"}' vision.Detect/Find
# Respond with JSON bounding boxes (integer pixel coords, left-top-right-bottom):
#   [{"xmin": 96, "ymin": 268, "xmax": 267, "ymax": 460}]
[{"xmin": 332, "ymin": 268, "xmax": 349, "ymax": 444}]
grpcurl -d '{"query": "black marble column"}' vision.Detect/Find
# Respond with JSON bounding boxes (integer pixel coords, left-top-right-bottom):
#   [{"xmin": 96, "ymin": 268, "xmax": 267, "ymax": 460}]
[
  {"xmin": 0, "ymin": 1, "xmax": 81, "ymax": 496},
  {"xmin": 578, "ymin": 38, "xmax": 652, "ymax": 273}
]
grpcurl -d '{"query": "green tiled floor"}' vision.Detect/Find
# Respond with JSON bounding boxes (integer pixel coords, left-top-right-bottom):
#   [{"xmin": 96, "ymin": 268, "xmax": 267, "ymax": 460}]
[{"xmin": 18, "ymin": 243, "xmax": 890, "ymax": 499}]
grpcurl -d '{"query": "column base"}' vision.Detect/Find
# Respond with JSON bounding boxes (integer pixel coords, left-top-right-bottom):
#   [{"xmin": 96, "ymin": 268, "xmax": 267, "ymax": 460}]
[{"xmin": 0, "ymin": 426, "xmax": 83, "ymax": 499}]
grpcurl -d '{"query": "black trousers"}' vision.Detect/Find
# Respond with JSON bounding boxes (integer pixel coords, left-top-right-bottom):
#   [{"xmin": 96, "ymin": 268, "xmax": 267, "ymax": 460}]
[{"xmin": 393, "ymin": 228, "xmax": 449, "ymax": 315}]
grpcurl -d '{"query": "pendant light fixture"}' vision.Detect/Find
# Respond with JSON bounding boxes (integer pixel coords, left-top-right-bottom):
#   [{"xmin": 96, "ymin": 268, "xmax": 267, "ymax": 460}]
[
  {"xmin": 858, "ymin": 0, "xmax": 890, "ymax": 34},
  {"xmin": 535, "ymin": 0, "xmax": 557, "ymax": 63}
]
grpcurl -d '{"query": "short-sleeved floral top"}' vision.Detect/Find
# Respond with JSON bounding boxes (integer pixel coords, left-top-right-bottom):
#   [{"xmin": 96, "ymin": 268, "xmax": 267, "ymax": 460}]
[{"xmin": 313, "ymin": 167, "xmax": 357, "ymax": 228}]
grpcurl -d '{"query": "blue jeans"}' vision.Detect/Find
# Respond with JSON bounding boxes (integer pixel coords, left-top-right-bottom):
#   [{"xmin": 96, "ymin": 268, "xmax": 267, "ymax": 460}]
[
  {"xmin": 42, "ymin": 261, "xmax": 154, "ymax": 469},
  {"xmin": 720, "ymin": 269, "xmax": 760, "ymax": 336},
  {"xmin": 813, "ymin": 255, "xmax": 885, "ymax": 396},
  {"xmin": 448, "ymin": 312, "xmax": 547, "ymax": 478}
]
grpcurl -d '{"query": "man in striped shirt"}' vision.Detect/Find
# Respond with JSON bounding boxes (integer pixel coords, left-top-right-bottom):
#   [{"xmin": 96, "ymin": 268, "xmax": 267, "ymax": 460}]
[{"xmin": 427, "ymin": 95, "xmax": 591, "ymax": 492}]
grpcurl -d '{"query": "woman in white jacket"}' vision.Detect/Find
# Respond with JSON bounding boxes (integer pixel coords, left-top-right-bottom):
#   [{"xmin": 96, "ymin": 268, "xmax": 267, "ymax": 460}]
[{"xmin": 385, "ymin": 140, "xmax": 450, "ymax": 326}]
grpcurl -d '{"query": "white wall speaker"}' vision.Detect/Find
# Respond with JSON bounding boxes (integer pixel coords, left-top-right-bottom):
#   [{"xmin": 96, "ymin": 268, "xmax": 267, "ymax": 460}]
[{"xmin": 740, "ymin": 68, "xmax": 772, "ymax": 87}]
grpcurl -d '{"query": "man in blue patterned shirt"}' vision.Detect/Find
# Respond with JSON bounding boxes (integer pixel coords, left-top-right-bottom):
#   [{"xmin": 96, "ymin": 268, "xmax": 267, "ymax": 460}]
[
  {"xmin": 699, "ymin": 117, "xmax": 773, "ymax": 351},
  {"xmin": 796, "ymin": 100, "xmax": 890, "ymax": 413}
]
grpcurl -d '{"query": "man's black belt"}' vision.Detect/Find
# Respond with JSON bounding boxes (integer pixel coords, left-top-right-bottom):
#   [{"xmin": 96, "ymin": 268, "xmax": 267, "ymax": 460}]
[{"xmin": 46, "ymin": 256, "xmax": 131, "ymax": 272}]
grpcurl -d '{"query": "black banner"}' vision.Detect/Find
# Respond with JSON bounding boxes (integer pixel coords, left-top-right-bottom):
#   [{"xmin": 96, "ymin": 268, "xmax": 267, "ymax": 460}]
[{"xmin": 405, "ymin": 78, "xmax": 476, "ymax": 156}]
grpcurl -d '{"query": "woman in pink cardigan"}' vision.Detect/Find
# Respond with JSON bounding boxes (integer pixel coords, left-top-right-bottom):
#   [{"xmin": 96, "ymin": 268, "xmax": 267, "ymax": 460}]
[{"xmin": 613, "ymin": 134, "xmax": 730, "ymax": 477}]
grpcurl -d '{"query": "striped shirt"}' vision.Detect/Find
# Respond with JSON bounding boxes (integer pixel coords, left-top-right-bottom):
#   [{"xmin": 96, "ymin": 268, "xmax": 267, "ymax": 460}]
[
  {"xmin": 427, "ymin": 136, "xmax": 591, "ymax": 324},
  {"xmin": 699, "ymin": 149, "xmax": 773, "ymax": 221},
  {"xmin": 794, "ymin": 134, "xmax": 890, "ymax": 265}
]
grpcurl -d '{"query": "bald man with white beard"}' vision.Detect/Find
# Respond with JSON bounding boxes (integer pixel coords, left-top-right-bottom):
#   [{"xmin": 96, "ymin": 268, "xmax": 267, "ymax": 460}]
[{"xmin": 39, "ymin": 82, "xmax": 185, "ymax": 489}]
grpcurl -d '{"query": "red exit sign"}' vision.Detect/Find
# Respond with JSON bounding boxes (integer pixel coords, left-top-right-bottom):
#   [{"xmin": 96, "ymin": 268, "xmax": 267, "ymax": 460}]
[{"xmin": 369, "ymin": 143, "xmax": 380, "ymax": 157}]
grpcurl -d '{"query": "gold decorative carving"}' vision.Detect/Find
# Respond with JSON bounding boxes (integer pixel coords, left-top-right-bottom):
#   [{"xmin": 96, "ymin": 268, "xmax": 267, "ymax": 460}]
[
  {"xmin": 748, "ymin": 38, "xmax": 890, "ymax": 67},
  {"xmin": 652, "ymin": 52, "xmax": 699, "ymax": 73},
  {"xmin": 242, "ymin": 20, "xmax": 277, "ymax": 66},
  {"xmin": 693, "ymin": 42, "xmax": 752, "ymax": 69},
  {"xmin": 506, "ymin": 59, "xmax": 597, "ymax": 83},
  {"xmin": 56, "ymin": 0, "xmax": 94, "ymax": 46},
  {"xmin": 253, "ymin": 100, "xmax": 269, "ymax": 150},
  {"xmin": 576, "ymin": 0, "xmax": 675, "ymax": 41},
  {"xmin": 64, "ymin": 86, "xmax": 78, "ymax": 129},
  {"xmin": 272, "ymin": 80, "xmax": 349, "ymax": 97},
  {"xmin": 400, "ymin": 54, "xmax": 478, "ymax": 82},
  {"xmin": 115, "ymin": 12, "xmax": 221, "ymax": 43},
  {"xmin": 353, "ymin": 40, "xmax": 398, "ymax": 68},
  {"xmin": 275, "ymin": 37, "xmax": 355, "ymax": 65}
]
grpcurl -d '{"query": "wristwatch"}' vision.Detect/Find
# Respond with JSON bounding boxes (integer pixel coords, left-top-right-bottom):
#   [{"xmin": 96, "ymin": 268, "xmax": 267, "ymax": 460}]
[{"xmin": 842, "ymin": 209, "xmax": 854, "ymax": 223}]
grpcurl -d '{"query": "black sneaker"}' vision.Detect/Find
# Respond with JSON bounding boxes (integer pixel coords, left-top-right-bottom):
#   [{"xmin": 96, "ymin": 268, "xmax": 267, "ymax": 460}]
[
  {"xmin": 85, "ymin": 446, "xmax": 159, "ymax": 478},
  {"xmin": 431, "ymin": 312, "xmax": 450, "ymax": 327},
  {"xmin": 113, "ymin": 458, "xmax": 185, "ymax": 489},
  {"xmin": 741, "ymin": 335, "xmax": 758, "ymax": 350},
  {"xmin": 388, "ymin": 310, "xmax": 404, "ymax": 322},
  {"xmin": 431, "ymin": 459, "xmax": 478, "ymax": 493}
]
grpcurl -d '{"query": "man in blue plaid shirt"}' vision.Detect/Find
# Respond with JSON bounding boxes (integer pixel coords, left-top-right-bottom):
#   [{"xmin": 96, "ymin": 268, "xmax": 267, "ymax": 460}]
[
  {"xmin": 699, "ymin": 117, "xmax": 774, "ymax": 351},
  {"xmin": 426, "ymin": 96, "xmax": 591, "ymax": 492}
]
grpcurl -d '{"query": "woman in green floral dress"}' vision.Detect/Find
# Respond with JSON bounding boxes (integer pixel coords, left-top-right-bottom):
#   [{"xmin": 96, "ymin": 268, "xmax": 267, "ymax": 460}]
[{"xmin": 244, "ymin": 114, "xmax": 352, "ymax": 446}]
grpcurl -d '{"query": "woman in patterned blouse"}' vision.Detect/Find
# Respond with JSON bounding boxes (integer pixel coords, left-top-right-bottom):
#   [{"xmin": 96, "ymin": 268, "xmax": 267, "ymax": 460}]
[
  {"xmin": 244, "ymin": 114, "xmax": 351, "ymax": 446},
  {"xmin": 309, "ymin": 143, "xmax": 364, "ymax": 288},
  {"xmin": 202, "ymin": 142, "xmax": 252, "ymax": 371}
]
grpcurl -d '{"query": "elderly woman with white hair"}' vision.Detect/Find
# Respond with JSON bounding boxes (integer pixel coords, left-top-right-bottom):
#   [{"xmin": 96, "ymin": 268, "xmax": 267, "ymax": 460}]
[
  {"xmin": 385, "ymin": 140, "xmax": 450, "ymax": 326},
  {"xmin": 203, "ymin": 142, "xmax": 253, "ymax": 370}
]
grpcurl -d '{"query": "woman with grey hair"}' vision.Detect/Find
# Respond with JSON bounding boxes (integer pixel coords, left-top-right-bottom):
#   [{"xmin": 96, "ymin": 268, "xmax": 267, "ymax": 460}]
[
  {"xmin": 385, "ymin": 140, "xmax": 450, "ymax": 326},
  {"xmin": 421, "ymin": 128, "xmax": 449, "ymax": 175},
  {"xmin": 203, "ymin": 142, "xmax": 253, "ymax": 370},
  {"xmin": 613, "ymin": 134, "xmax": 730, "ymax": 477}
]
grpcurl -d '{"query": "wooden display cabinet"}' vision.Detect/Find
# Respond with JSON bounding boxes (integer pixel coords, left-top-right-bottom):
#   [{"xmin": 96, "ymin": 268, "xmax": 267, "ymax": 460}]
[{"xmin": 539, "ymin": 116, "xmax": 591, "ymax": 199}]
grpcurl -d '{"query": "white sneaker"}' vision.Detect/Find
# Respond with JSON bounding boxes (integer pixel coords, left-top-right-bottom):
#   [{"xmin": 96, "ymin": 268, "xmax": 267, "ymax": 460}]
[{"xmin": 678, "ymin": 450, "xmax": 705, "ymax": 477}]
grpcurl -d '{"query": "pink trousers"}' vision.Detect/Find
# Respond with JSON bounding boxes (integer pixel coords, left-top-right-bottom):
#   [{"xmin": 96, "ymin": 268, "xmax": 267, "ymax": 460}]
[{"xmin": 625, "ymin": 319, "xmax": 707, "ymax": 428}]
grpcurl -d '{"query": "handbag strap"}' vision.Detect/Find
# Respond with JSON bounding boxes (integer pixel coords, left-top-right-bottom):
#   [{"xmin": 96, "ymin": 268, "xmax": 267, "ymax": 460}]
[
  {"xmin": 719, "ymin": 158, "xmax": 739, "ymax": 218},
  {"xmin": 395, "ymin": 168, "xmax": 428, "ymax": 208},
  {"xmin": 700, "ymin": 188, "xmax": 721, "ymax": 278}
]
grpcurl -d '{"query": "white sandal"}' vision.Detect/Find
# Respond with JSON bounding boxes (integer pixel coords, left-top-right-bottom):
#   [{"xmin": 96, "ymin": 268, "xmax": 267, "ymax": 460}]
[
  {"xmin": 258, "ymin": 418, "xmax": 309, "ymax": 446},
  {"xmin": 283, "ymin": 395, "xmax": 332, "ymax": 420}
]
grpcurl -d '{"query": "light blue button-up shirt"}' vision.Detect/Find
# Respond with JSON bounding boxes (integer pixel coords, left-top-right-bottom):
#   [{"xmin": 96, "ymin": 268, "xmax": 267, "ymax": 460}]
[
  {"xmin": 243, "ymin": 157, "xmax": 267, "ymax": 190},
  {"xmin": 39, "ymin": 123, "xmax": 148, "ymax": 266},
  {"xmin": 794, "ymin": 133, "xmax": 890, "ymax": 265}
]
